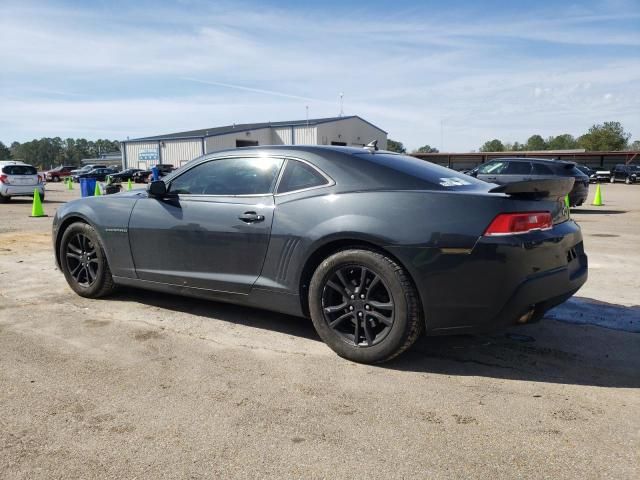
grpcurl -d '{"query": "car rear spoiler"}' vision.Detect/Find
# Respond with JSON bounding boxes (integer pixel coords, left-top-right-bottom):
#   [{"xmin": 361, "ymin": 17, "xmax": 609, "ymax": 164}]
[{"xmin": 489, "ymin": 178, "xmax": 575, "ymax": 200}]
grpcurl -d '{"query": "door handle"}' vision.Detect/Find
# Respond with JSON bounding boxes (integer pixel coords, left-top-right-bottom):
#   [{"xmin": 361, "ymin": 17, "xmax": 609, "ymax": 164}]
[{"xmin": 238, "ymin": 211, "xmax": 265, "ymax": 223}]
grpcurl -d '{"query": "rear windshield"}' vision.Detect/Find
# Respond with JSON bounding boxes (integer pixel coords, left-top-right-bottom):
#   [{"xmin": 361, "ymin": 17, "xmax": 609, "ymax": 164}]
[
  {"xmin": 2, "ymin": 165, "xmax": 37, "ymax": 175},
  {"xmin": 355, "ymin": 153, "xmax": 487, "ymax": 190}
]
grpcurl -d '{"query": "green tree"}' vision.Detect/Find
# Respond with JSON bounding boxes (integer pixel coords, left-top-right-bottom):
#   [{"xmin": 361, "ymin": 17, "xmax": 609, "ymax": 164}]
[
  {"xmin": 479, "ymin": 139, "xmax": 505, "ymax": 152},
  {"xmin": 547, "ymin": 134, "xmax": 578, "ymax": 150},
  {"xmin": 0, "ymin": 141, "xmax": 11, "ymax": 159},
  {"xmin": 578, "ymin": 121, "xmax": 631, "ymax": 151},
  {"xmin": 629, "ymin": 140, "xmax": 640, "ymax": 151},
  {"xmin": 526, "ymin": 134, "xmax": 547, "ymax": 151},
  {"xmin": 386, "ymin": 139, "xmax": 406, "ymax": 153},
  {"xmin": 415, "ymin": 145, "xmax": 439, "ymax": 153}
]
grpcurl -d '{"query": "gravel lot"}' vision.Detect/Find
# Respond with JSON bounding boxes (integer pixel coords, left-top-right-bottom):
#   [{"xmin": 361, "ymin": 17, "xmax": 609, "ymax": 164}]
[{"xmin": 1, "ymin": 182, "xmax": 639, "ymax": 479}]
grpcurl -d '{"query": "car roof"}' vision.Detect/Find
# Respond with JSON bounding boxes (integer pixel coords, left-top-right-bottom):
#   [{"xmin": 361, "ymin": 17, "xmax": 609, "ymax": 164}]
[{"xmin": 488, "ymin": 157, "xmax": 575, "ymax": 166}]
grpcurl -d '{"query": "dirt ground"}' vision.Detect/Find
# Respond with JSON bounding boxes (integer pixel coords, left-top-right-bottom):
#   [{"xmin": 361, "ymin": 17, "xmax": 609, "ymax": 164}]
[{"xmin": 1, "ymin": 182, "xmax": 639, "ymax": 479}]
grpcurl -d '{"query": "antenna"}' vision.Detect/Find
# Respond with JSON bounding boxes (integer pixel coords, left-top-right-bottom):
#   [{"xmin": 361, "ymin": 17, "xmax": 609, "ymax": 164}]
[
  {"xmin": 339, "ymin": 92, "xmax": 344, "ymax": 117},
  {"xmin": 364, "ymin": 140, "xmax": 378, "ymax": 152}
]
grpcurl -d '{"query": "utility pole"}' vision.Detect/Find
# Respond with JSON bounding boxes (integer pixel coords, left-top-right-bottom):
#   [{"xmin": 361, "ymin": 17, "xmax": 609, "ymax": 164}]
[
  {"xmin": 306, "ymin": 105, "xmax": 309, "ymax": 125},
  {"xmin": 339, "ymin": 92, "xmax": 344, "ymax": 117}
]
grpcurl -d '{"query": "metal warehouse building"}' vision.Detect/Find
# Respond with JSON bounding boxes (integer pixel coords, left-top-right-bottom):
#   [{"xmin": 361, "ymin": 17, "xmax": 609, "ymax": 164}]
[{"xmin": 121, "ymin": 115, "xmax": 387, "ymax": 170}]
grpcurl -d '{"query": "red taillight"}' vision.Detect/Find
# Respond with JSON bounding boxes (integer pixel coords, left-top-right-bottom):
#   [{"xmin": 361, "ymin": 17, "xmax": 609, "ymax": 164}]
[
  {"xmin": 484, "ymin": 212, "xmax": 552, "ymax": 236},
  {"xmin": 0, "ymin": 174, "xmax": 8, "ymax": 185}
]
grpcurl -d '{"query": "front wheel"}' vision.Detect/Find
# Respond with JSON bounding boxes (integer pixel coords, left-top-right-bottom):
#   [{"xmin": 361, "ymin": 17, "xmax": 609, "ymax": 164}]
[
  {"xmin": 610, "ymin": 176, "xmax": 615, "ymax": 183},
  {"xmin": 53, "ymin": 176, "xmax": 60, "ymax": 182},
  {"xmin": 309, "ymin": 249, "xmax": 423, "ymax": 364},
  {"xmin": 59, "ymin": 222, "xmax": 116, "ymax": 298},
  {"xmin": 625, "ymin": 177, "xmax": 631, "ymax": 185}
]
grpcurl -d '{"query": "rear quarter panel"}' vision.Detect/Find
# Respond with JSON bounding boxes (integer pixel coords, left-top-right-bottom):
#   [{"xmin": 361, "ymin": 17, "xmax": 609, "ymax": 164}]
[{"xmin": 259, "ymin": 188, "xmax": 560, "ymax": 290}]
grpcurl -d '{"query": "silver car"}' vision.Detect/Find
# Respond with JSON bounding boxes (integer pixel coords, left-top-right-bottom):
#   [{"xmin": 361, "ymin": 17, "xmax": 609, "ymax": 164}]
[{"xmin": 0, "ymin": 161, "xmax": 45, "ymax": 202}]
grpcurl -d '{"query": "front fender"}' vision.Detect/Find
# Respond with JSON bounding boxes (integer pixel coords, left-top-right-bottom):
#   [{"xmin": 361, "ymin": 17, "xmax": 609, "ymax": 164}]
[{"xmin": 53, "ymin": 194, "xmax": 140, "ymax": 278}]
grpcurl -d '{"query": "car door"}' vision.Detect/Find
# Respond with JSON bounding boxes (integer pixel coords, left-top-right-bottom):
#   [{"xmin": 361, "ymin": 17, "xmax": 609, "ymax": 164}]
[
  {"xmin": 475, "ymin": 160, "xmax": 508, "ymax": 183},
  {"xmin": 127, "ymin": 155, "xmax": 283, "ymax": 294}
]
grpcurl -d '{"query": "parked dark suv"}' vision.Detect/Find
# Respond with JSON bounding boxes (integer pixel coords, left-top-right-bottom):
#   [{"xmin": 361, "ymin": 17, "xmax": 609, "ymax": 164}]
[
  {"xmin": 469, "ymin": 157, "xmax": 589, "ymax": 207},
  {"xmin": 609, "ymin": 164, "xmax": 638, "ymax": 184}
]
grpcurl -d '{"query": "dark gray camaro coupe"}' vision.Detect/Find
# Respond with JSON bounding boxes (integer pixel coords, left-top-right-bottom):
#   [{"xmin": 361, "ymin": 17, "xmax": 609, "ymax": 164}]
[{"xmin": 53, "ymin": 145, "xmax": 587, "ymax": 363}]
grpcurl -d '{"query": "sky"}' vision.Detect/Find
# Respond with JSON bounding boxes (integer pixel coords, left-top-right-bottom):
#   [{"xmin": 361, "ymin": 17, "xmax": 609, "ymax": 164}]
[{"xmin": 1, "ymin": 0, "xmax": 639, "ymax": 152}]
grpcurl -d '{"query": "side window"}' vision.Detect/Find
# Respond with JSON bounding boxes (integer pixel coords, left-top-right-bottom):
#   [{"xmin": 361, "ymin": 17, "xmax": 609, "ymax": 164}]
[
  {"xmin": 170, "ymin": 157, "xmax": 283, "ymax": 195},
  {"xmin": 504, "ymin": 161, "xmax": 532, "ymax": 175},
  {"xmin": 531, "ymin": 163, "xmax": 554, "ymax": 175},
  {"xmin": 277, "ymin": 160, "xmax": 329, "ymax": 194},
  {"xmin": 477, "ymin": 161, "xmax": 506, "ymax": 174}
]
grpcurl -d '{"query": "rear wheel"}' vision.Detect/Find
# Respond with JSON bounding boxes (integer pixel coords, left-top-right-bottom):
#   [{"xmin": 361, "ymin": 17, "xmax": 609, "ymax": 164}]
[
  {"xmin": 53, "ymin": 176, "xmax": 60, "ymax": 182},
  {"xmin": 309, "ymin": 249, "xmax": 423, "ymax": 363},
  {"xmin": 0, "ymin": 195, "xmax": 9, "ymax": 203},
  {"xmin": 625, "ymin": 177, "xmax": 631, "ymax": 185},
  {"xmin": 610, "ymin": 176, "xmax": 615, "ymax": 183},
  {"xmin": 59, "ymin": 222, "xmax": 116, "ymax": 298}
]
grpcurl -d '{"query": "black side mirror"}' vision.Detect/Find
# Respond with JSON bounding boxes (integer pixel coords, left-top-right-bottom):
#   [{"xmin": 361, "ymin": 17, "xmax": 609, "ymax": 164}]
[{"xmin": 147, "ymin": 180, "xmax": 167, "ymax": 197}]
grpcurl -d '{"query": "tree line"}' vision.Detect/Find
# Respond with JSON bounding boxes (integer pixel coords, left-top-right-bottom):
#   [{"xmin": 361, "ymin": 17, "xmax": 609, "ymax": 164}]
[
  {"xmin": 479, "ymin": 121, "xmax": 638, "ymax": 153},
  {"xmin": 0, "ymin": 138, "xmax": 120, "ymax": 170},
  {"xmin": 385, "ymin": 121, "xmax": 638, "ymax": 155}
]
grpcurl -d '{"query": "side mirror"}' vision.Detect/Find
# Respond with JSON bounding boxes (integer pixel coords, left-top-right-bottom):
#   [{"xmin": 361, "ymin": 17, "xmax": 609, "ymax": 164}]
[{"xmin": 147, "ymin": 180, "xmax": 167, "ymax": 197}]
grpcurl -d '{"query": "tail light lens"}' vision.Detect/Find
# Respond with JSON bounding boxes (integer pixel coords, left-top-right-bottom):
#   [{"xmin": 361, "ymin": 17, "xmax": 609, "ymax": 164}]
[
  {"xmin": 484, "ymin": 212, "xmax": 552, "ymax": 236},
  {"xmin": 0, "ymin": 174, "xmax": 8, "ymax": 185}
]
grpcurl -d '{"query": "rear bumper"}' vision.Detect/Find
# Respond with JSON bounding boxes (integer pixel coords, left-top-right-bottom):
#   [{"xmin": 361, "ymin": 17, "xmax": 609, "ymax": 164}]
[
  {"xmin": 388, "ymin": 220, "xmax": 587, "ymax": 335},
  {"xmin": 0, "ymin": 184, "xmax": 45, "ymax": 197}
]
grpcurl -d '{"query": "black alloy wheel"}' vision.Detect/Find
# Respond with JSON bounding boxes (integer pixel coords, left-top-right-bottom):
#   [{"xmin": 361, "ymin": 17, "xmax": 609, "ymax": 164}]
[
  {"xmin": 65, "ymin": 232, "xmax": 99, "ymax": 287},
  {"xmin": 309, "ymin": 249, "xmax": 423, "ymax": 364},
  {"xmin": 59, "ymin": 222, "xmax": 116, "ymax": 298},
  {"xmin": 321, "ymin": 265, "xmax": 394, "ymax": 347}
]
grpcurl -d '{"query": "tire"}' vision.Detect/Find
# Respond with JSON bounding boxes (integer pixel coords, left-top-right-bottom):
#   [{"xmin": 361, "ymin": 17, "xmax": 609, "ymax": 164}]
[
  {"xmin": 53, "ymin": 176, "xmax": 60, "ymax": 182},
  {"xmin": 610, "ymin": 176, "xmax": 615, "ymax": 183},
  {"xmin": 309, "ymin": 249, "xmax": 423, "ymax": 364},
  {"xmin": 625, "ymin": 177, "xmax": 631, "ymax": 185},
  {"xmin": 0, "ymin": 195, "xmax": 9, "ymax": 203},
  {"xmin": 59, "ymin": 222, "xmax": 116, "ymax": 298}
]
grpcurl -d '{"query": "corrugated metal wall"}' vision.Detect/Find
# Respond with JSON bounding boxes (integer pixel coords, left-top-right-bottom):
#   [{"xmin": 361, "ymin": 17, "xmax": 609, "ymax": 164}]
[
  {"xmin": 125, "ymin": 142, "xmax": 160, "ymax": 170},
  {"xmin": 272, "ymin": 127, "xmax": 292, "ymax": 145},
  {"xmin": 161, "ymin": 139, "xmax": 203, "ymax": 167},
  {"xmin": 292, "ymin": 126, "xmax": 317, "ymax": 145},
  {"xmin": 315, "ymin": 117, "xmax": 386, "ymax": 148},
  {"xmin": 205, "ymin": 128, "xmax": 273, "ymax": 153}
]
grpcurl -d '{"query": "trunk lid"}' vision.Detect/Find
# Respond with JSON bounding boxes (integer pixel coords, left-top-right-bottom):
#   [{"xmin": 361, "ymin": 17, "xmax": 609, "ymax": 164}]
[{"xmin": 488, "ymin": 178, "xmax": 573, "ymax": 225}]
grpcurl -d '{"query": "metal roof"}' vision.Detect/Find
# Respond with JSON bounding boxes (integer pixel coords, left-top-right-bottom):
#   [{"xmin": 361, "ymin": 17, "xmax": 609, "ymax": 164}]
[{"xmin": 127, "ymin": 115, "xmax": 387, "ymax": 142}]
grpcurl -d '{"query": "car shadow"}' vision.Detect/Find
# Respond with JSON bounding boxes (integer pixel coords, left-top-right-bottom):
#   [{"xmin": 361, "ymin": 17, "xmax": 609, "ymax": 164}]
[
  {"xmin": 107, "ymin": 288, "xmax": 640, "ymax": 389},
  {"xmin": 572, "ymin": 208, "xmax": 627, "ymax": 214}
]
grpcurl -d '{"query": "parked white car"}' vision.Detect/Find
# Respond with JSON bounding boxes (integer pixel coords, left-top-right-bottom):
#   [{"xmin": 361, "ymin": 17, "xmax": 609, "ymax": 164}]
[{"xmin": 0, "ymin": 161, "xmax": 45, "ymax": 202}]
